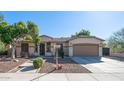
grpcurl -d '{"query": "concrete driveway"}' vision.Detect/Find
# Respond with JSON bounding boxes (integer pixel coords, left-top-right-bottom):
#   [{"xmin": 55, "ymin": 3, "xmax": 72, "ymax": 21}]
[
  {"xmin": 72, "ymin": 57, "xmax": 124, "ymax": 73},
  {"xmin": 71, "ymin": 57, "xmax": 124, "ymax": 80}
]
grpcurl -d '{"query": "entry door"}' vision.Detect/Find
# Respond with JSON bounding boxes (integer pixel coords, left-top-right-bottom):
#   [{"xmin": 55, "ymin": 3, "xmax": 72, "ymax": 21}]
[
  {"xmin": 40, "ymin": 43, "xmax": 45, "ymax": 55},
  {"xmin": 21, "ymin": 43, "xmax": 29, "ymax": 57}
]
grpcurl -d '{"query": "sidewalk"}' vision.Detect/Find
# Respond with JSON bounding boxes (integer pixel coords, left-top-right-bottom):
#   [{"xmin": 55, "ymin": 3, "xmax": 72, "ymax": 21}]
[{"xmin": 0, "ymin": 73, "xmax": 124, "ymax": 81}]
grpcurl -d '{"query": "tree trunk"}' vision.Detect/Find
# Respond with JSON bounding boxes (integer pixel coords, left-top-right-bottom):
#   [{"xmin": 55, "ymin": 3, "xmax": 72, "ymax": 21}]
[
  {"xmin": 35, "ymin": 44, "xmax": 38, "ymax": 53},
  {"xmin": 11, "ymin": 45, "xmax": 16, "ymax": 59}
]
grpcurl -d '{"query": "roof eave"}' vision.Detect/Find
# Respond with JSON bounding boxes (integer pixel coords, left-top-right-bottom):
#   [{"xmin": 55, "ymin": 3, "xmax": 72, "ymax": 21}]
[{"xmin": 68, "ymin": 36, "xmax": 105, "ymax": 41}]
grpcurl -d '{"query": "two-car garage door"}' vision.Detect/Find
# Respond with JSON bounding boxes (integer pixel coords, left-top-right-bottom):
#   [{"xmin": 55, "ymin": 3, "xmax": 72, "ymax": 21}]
[{"xmin": 73, "ymin": 44, "xmax": 99, "ymax": 56}]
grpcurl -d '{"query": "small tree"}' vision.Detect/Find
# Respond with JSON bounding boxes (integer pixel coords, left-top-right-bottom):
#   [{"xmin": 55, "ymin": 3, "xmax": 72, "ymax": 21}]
[
  {"xmin": 108, "ymin": 28, "xmax": 124, "ymax": 53},
  {"xmin": 0, "ymin": 21, "xmax": 28, "ymax": 59},
  {"xmin": 71, "ymin": 29, "xmax": 90, "ymax": 38},
  {"xmin": 102, "ymin": 42, "xmax": 108, "ymax": 48}
]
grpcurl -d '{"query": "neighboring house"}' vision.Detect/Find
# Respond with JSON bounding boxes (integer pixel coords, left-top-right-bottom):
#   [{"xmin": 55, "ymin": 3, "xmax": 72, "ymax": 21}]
[{"xmin": 15, "ymin": 35, "xmax": 104, "ymax": 57}]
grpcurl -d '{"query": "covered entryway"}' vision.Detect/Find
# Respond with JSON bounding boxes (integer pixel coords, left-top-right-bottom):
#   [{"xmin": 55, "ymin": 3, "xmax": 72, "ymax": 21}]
[
  {"xmin": 73, "ymin": 44, "xmax": 99, "ymax": 56},
  {"xmin": 21, "ymin": 43, "xmax": 29, "ymax": 57},
  {"xmin": 40, "ymin": 43, "xmax": 45, "ymax": 55}
]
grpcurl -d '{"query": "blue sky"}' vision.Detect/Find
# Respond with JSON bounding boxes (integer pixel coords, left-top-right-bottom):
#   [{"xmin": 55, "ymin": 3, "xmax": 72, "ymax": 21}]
[{"xmin": 1, "ymin": 11, "xmax": 124, "ymax": 40}]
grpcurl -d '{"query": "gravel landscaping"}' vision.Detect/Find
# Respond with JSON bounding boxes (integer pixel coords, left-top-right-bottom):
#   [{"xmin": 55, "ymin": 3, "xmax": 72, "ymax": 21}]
[
  {"xmin": 39, "ymin": 57, "xmax": 91, "ymax": 73},
  {"xmin": 0, "ymin": 58, "xmax": 28, "ymax": 73}
]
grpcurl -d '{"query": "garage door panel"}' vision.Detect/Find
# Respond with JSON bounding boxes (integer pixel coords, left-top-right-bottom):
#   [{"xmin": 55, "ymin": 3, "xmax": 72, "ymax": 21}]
[{"xmin": 73, "ymin": 44, "xmax": 99, "ymax": 56}]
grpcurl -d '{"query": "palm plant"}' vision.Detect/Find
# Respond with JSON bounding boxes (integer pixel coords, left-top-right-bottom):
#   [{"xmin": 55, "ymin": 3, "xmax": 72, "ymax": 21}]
[{"xmin": 27, "ymin": 21, "xmax": 41, "ymax": 53}]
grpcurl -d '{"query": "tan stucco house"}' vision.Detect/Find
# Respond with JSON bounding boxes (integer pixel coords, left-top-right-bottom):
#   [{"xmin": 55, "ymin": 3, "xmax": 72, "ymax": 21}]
[{"xmin": 15, "ymin": 35, "xmax": 104, "ymax": 57}]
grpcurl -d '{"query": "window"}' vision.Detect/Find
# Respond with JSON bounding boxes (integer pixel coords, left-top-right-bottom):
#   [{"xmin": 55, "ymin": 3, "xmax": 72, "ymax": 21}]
[{"xmin": 21, "ymin": 43, "xmax": 28, "ymax": 52}]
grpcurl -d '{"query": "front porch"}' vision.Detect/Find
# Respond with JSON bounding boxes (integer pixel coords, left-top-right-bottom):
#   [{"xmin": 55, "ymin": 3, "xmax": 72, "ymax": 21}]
[
  {"xmin": 15, "ymin": 41, "xmax": 64, "ymax": 57},
  {"xmin": 39, "ymin": 42, "xmax": 63, "ymax": 57},
  {"xmin": 40, "ymin": 42, "xmax": 53, "ymax": 56}
]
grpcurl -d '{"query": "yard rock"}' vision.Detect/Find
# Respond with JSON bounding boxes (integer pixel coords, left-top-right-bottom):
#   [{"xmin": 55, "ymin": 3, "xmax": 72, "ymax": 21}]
[{"xmin": 13, "ymin": 59, "xmax": 19, "ymax": 62}]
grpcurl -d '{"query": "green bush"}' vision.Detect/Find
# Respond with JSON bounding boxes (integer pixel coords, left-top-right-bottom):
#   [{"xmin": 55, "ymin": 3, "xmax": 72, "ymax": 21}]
[
  {"xmin": 60, "ymin": 51, "xmax": 64, "ymax": 58},
  {"xmin": 0, "ymin": 50, "xmax": 7, "ymax": 55},
  {"xmin": 0, "ymin": 41, "xmax": 7, "ymax": 55},
  {"xmin": 33, "ymin": 57, "xmax": 44, "ymax": 69}
]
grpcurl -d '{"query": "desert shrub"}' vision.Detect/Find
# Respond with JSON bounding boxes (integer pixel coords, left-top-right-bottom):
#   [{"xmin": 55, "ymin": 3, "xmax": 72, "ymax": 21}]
[
  {"xmin": 59, "ymin": 50, "xmax": 64, "ymax": 58},
  {"xmin": 33, "ymin": 57, "xmax": 44, "ymax": 69},
  {"xmin": 58, "ymin": 46, "xmax": 64, "ymax": 59}
]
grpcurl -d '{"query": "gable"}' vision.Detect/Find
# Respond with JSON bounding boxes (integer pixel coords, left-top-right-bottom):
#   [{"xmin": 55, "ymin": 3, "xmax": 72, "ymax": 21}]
[
  {"xmin": 69, "ymin": 37, "xmax": 103, "ymax": 45},
  {"xmin": 40, "ymin": 35, "xmax": 53, "ymax": 42}
]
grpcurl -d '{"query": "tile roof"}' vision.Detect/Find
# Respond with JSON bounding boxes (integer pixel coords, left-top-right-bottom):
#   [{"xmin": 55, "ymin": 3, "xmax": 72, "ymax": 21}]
[
  {"xmin": 40, "ymin": 35, "xmax": 104, "ymax": 42},
  {"xmin": 53, "ymin": 37, "xmax": 70, "ymax": 42}
]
